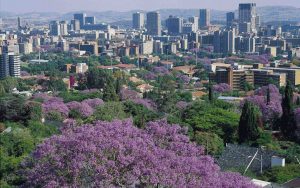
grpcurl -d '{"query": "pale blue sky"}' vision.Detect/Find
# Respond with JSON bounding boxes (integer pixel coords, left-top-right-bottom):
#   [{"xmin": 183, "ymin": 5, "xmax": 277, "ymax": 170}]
[{"xmin": 1, "ymin": 0, "xmax": 299, "ymax": 13}]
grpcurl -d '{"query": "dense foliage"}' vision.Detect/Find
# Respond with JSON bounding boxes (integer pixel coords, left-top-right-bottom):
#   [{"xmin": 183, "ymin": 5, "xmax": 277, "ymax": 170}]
[{"xmin": 23, "ymin": 120, "xmax": 256, "ymax": 187}]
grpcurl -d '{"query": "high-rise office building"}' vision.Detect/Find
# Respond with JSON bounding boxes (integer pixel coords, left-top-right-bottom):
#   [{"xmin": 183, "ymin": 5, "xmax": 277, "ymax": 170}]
[
  {"xmin": 239, "ymin": 3, "xmax": 257, "ymax": 33},
  {"xmin": 85, "ymin": 16, "xmax": 96, "ymax": 25},
  {"xmin": 146, "ymin": 11, "xmax": 161, "ymax": 36},
  {"xmin": 60, "ymin": 21, "xmax": 68, "ymax": 36},
  {"xmin": 226, "ymin": 12, "xmax": 235, "ymax": 28},
  {"xmin": 239, "ymin": 22, "xmax": 251, "ymax": 33},
  {"xmin": 199, "ymin": 9, "xmax": 210, "ymax": 28},
  {"xmin": 49, "ymin": 21, "xmax": 61, "ymax": 36},
  {"xmin": 8, "ymin": 53, "xmax": 21, "ymax": 78},
  {"xmin": 132, "ymin": 12, "xmax": 145, "ymax": 30},
  {"xmin": 0, "ymin": 53, "xmax": 9, "ymax": 79},
  {"xmin": 74, "ymin": 13, "xmax": 86, "ymax": 28},
  {"xmin": 188, "ymin": 16, "xmax": 199, "ymax": 31},
  {"xmin": 166, "ymin": 15, "xmax": 183, "ymax": 35},
  {"xmin": 213, "ymin": 29, "xmax": 236, "ymax": 54},
  {"xmin": 71, "ymin": 19, "xmax": 81, "ymax": 31},
  {"xmin": 17, "ymin": 17, "xmax": 22, "ymax": 31}
]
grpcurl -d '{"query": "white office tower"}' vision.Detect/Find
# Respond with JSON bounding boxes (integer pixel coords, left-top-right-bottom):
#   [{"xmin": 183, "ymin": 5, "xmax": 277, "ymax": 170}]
[
  {"xmin": 239, "ymin": 3, "xmax": 257, "ymax": 33},
  {"xmin": 188, "ymin": 17, "xmax": 199, "ymax": 31},
  {"xmin": 60, "ymin": 21, "xmax": 68, "ymax": 36},
  {"xmin": 226, "ymin": 29, "xmax": 236, "ymax": 54},
  {"xmin": 8, "ymin": 53, "xmax": 21, "ymax": 78},
  {"xmin": 133, "ymin": 12, "xmax": 145, "ymax": 30}
]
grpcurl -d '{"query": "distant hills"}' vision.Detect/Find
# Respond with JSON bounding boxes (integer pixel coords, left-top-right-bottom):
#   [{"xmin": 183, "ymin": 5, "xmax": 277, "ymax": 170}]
[{"xmin": 1, "ymin": 6, "xmax": 300, "ymax": 24}]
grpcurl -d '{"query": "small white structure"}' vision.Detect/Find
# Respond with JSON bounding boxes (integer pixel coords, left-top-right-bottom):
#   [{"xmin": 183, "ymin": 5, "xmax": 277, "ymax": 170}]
[
  {"xmin": 271, "ymin": 156, "xmax": 285, "ymax": 167},
  {"xmin": 251, "ymin": 179, "xmax": 281, "ymax": 188}
]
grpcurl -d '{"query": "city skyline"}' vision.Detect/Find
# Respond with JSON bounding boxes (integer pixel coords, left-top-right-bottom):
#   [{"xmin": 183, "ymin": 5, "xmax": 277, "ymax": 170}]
[{"xmin": 0, "ymin": 0, "xmax": 299, "ymax": 13}]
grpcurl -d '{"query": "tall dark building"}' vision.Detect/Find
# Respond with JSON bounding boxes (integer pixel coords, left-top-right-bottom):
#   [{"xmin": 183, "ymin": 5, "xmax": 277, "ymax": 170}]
[
  {"xmin": 132, "ymin": 12, "xmax": 145, "ymax": 30},
  {"xmin": 239, "ymin": 3, "xmax": 257, "ymax": 33},
  {"xmin": 85, "ymin": 16, "xmax": 96, "ymax": 25},
  {"xmin": 146, "ymin": 11, "xmax": 161, "ymax": 36},
  {"xmin": 0, "ymin": 53, "xmax": 9, "ymax": 79},
  {"xmin": 17, "ymin": 17, "xmax": 22, "ymax": 31},
  {"xmin": 49, "ymin": 21, "xmax": 60, "ymax": 36},
  {"xmin": 166, "ymin": 15, "xmax": 183, "ymax": 35},
  {"xmin": 199, "ymin": 9, "xmax": 210, "ymax": 28},
  {"xmin": 226, "ymin": 12, "xmax": 235, "ymax": 28},
  {"xmin": 74, "ymin": 13, "xmax": 86, "ymax": 28},
  {"xmin": 71, "ymin": 19, "xmax": 80, "ymax": 31}
]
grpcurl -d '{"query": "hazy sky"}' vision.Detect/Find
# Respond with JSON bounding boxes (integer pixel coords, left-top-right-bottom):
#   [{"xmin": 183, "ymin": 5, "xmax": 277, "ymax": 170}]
[{"xmin": 1, "ymin": 0, "xmax": 300, "ymax": 13}]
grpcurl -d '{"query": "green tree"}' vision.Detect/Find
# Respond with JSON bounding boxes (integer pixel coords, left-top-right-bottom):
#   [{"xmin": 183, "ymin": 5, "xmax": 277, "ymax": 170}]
[
  {"xmin": 183, "ymin": 101, "xmax": 240, "ymax": 143},
  {"xmin": 0, "ymin": 83, "xmax": 6, "ymax": 97},
  {"xmin": 123, "ymin": 101, "xmax": 159, "ymax": 128},
  {"xmin": 208, "ymin": 84, "xmax": 214, "ymax": 102},
  {"xmin": 260, "ymin": 164, "xmax": 300, "ymax": 184},
  {"xmin": 193, "ymin": 132, "xmax": 224, "ymax": 156},
  {"xmin": 103, "ymin": 77, "xmax": 119, "ymax": 102},
  {"xmin": 238, "ymin": 101, "xmax": 260, "ymax": 144},
  {"xmin": 0, "ymin": 127, "xmax": 35, "ymax": 185},
  {"xmin": 280, "ymin": 81, "xmax": 297, "ymax": 140},
  {"xmin": 0, "ymin": 95, "xmax": 30, "ymax": 122},
  {"xmin": 93, "ymin": 102, "xmax": 127, "ymax": 121}
]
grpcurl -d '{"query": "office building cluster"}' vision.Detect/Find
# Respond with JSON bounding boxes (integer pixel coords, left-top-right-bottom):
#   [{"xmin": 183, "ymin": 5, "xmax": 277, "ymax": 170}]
[{"xmin": 0, "ymin": 3, "xmax": 299, "ymax": 87}]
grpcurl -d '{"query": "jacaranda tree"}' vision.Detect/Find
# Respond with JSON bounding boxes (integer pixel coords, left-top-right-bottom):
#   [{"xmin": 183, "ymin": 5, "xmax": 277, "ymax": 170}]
[{"xmin": 23, "ymin": 120, "xmax": 256, "ymax": 188}]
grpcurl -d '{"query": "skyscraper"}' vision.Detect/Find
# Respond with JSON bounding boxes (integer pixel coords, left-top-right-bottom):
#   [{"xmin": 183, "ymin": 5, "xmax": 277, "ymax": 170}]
[
  {"xmin": 132, "ymin": 12, "xmax": 145, "ymax": 30},
  {"xmin": 74, "ymin": 13, "xmax": 86, "ymax": 28},
  {"xmin": 0, "ymin": 53, "xmax": 9, "ymax": 79},
  {"xmin": 17, "ymin": 17, "xmax": 22, "ymax": 31},
  {"xmin": 226, "ymin": 12, "xmax": 235, "ymax": 28},
  {"xmin": 166, "ymin": 15, "xmax": 183, "ymax": 35},
  {"xmin": 199, "ymin": 9, "xmax": 210, "ymax": 28},
  {"xmin": 146, "ymin": 12, "xmax": 161, "ymax": 36},
  {"xmin": 85, "ymin": 16, "xmax": 96, "ymax": 25},
  {"xmin": 71, "ymin": 19, "xmax": 80, "ymax": 31},
  {"xmin": 59, "ymin": 21, "xmax": 68, "ymax": 36},
  {"xmin": 188, "ymin": 16, "xmax": 199, "ymax": 31},
  {"xmin": 8, "ymin": 53, "xmax": 21, "ymax": 78},
  {"xmin": 49, "ymin": 21, "xmax": 60, "ymax": 36},
  {"xmin": 213, "ymin": 29, "xmax": 235, "ymax": 54},
  {"xmin": 239, "ymin": 3, "xmax": 257, "ymax": 33}
]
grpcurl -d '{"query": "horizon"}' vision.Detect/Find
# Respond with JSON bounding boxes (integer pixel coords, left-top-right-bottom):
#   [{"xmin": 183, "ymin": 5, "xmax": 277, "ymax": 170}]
[{"xmin": 0, "ymin": 0, "xmax": 299, "ymax": 14}]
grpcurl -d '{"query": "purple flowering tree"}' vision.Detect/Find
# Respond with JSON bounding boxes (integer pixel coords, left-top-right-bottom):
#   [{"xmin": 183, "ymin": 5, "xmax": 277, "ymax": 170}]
[
  {"xmin": 176, "ymin": 101, "xmax": 189, "ymax": 110},
  {"xmin": 66, "ymin": 101, "xmax": 94, "ymax": 117},
  {"xmin": 42, "ymin": 97, "xmax": 69, "ymax": 119},
  {"xmin": 82, "ymin": 98, "xmax": 104, "ymax": 109},
  {"xmin": 213, "ymin": 83, "xmax": 232, "ymax": 93},
  {"xmin": 177, "ymin": 74, "xmax": 191, "ymax": 85},
  {"xmin": 23, "ymin": 120, "xmax": 256, "ymax": 188},
  {"xmin": 131, "ymin": 98, "xmax": 157, "ymax": 110},
  {"xmin": 243, "ymin": 84, "xmax": 282, "ymax": 125},
  {"xmin": 144, "ymin": 72, "xmax": 157, "ymax": 80},
  {"xmin": 120, "ymin": 88, "xmax": 140, "ymax": 101},
  {"xmin": 152, "ymin": 66, "xmax": 170, "ymax": 75},
  {"xmin": 32, "ymin": 93, "xmax": 53, "ymax": 102}
]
